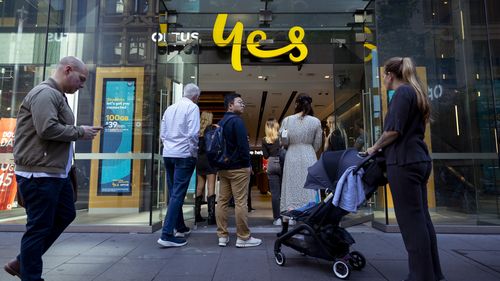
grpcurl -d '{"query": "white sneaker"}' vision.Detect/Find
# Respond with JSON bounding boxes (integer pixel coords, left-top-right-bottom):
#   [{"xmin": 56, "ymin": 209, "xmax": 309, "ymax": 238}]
[
  {"xmin": 174, "ymin": 228, "xmax": 192, "ymax": 238},
  {"xmin": 157, "ymin": 237, "xmax": 187, "ymax": 247},
  {"xmin": 218, "ymin": 236, "xmax": 229, "ymax": 247},
  {"xmin": 273, "ymin": 218, "xmax": 282, "ymax": 226},
  {"xmin": 236, "ymin": 237, "xmax": 262, "ymax": 248}
]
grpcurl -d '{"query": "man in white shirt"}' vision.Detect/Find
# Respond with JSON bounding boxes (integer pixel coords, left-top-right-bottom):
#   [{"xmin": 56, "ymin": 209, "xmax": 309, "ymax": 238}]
[{"xmin": 157, "ymin": 83, "xmax": 200, "ymax": 247}]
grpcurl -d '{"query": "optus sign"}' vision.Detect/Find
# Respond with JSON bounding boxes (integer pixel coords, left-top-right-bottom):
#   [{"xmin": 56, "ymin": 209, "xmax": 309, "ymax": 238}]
[
  {"xmin": 152, "ymin": 23, "xmax": 199, "ymax": 46},
  {"xmin": 212, "ymin": 14, "xmax": 308, "ymax": 72}
]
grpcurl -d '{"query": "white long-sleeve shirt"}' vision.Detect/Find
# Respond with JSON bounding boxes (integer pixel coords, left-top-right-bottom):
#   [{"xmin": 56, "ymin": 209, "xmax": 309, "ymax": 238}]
[{"xmin": 161, "ymin": 97, "xmax": 200, "ymax": 158}]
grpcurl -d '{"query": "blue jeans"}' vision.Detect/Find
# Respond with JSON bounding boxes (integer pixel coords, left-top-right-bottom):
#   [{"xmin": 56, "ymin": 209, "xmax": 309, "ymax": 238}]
[
  {"xmin": 16, "ymin": 175, "xmax": 76, "ymax": 281},
  {"xmin": 161, "ymin": 157, "xmax": 196, "ymax": 239}
]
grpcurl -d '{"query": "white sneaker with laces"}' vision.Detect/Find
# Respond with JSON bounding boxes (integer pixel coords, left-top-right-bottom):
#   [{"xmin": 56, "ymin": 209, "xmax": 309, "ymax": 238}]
[
  {"xmin": 236, "ymin": 237, "xmax": 262, "ymax": 248},
  {"xmin": 218, "ymin": 236, "xmax": 229, "ymax": 247},
  {"xmin": 174, "ymin": 228, "xmax": 192, "ymax": 238},
  {"xmin": 273, "ymin": 218, "xmax": 282, "ymax": 226}
]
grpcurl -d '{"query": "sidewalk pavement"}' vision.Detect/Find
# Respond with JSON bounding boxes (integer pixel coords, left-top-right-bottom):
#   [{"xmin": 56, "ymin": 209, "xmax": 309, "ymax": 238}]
[{"xmin": 1, "ymin": 224, "xmax": 500, "ymax": 281}]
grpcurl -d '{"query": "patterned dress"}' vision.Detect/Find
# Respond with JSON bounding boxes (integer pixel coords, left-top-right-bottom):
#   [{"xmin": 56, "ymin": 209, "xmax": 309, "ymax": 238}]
[{"xmin": 280, "ymin": 113, "xmax": 323, "ymax": 211}]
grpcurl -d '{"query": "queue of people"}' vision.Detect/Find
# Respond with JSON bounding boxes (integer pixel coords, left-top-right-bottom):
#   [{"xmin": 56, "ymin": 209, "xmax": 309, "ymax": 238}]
[{"xmin": 4, "ymin": 55, "xmax": 443, "ymax": 281}]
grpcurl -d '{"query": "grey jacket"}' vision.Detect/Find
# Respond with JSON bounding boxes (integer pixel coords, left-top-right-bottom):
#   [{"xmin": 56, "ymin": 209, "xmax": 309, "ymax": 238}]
[{"xmin": 13, "ymin": 78, "xmax": 85, "ymax": 174}]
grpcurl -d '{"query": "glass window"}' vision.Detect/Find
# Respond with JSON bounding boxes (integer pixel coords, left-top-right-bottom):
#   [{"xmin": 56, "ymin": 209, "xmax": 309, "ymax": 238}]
[{"xmin": 375, "ymin": 0, "xmax": 500, "ymax": 227}]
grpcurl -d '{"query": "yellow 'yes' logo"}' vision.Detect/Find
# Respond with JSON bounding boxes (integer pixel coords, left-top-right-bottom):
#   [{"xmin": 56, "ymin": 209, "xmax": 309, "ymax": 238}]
[{"xmin": 212, "ymin": 14, "xmax": 308, "ymax": 72}]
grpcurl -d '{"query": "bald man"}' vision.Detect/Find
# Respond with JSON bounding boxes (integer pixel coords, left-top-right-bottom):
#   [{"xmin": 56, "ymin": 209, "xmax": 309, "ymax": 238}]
[{"xmin": 4, "ymin": 56, "xmax": 101, "ymax": 281}]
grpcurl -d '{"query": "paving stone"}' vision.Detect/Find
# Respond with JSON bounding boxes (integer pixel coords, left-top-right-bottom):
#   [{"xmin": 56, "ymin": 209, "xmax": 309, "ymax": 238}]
[
  {"xmin": 0, "ymin": 229, "xmax": 498, "ymax": 281},
  {"xmin": 93, "ymin": 258, "xmax": 167, "ymax": 281}
]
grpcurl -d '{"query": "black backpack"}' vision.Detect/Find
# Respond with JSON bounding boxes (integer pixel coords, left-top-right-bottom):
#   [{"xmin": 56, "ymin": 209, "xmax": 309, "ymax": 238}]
[{"xmin": 205, "ymin": 115, "xmax": 237, "ymax": 168}]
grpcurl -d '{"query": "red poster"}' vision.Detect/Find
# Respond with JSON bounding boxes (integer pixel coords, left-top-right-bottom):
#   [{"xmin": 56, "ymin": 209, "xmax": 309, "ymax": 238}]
[{"xmin": 0, "ymin": 118, "xmax": 18, "ymax": 210}]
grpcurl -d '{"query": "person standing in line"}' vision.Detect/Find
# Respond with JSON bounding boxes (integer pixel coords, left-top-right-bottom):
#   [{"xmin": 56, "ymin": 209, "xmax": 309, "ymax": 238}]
[
  {"xmin": 4, "ymin": 56, "xmax": 102, "ymax": 281},
  {"xmin": 158, "ymin": 83, "xmax": 201, "ymax": 248},
  {"xmin": 280, "ymin": 93, "xmax": 323, "ymax": 212},
  {"xmin": 262, "ymin": 118, "xmax": 282, "ymax": 226},
  {"xmin": 354, "ymin": 120, "xmax": 366, "ymax": 152},
  {"xmin": 195, "ymin": 111, "xmax": 218, "ymax": 225},
  {"xmin": 216, "ymin": 93, "xmax": 262, "ymax": 248},
  {"xmin": 367, "ymin": 57, "xmax": 444, "ymax": 281},
  {"xmin": 324, "ymin": 115, "xmax": 347, "ymax": 152}
]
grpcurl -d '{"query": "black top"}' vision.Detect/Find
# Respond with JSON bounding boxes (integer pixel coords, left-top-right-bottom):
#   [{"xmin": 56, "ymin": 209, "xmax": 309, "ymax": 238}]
[
  {"xmin": 383, "ymin": 84, "xmax": 431, "ymax": 166},
  {"xmin": 326, "ymin": 129, "xmax": 346, "ymax": 151},
  {"xmin": 262, "ymin": 139, "xmax": 280, "ymax": 158},
  {"xmin": 220, "ymin": 112, "xmax": 251, "ymax": 169}
]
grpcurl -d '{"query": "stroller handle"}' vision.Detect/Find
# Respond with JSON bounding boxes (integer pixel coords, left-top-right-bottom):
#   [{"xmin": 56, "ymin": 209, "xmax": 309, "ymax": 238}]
[{"xmin": 352, "ymin": 149, "xmax": 382, "ymax": 175}]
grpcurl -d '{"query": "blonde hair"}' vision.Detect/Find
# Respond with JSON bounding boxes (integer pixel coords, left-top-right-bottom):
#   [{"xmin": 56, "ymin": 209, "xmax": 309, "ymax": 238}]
[
  {"xmin": 384, "ymin": 57, "xmax": 430, "ymax": 123},
  {"xmin": 199, "ymin": 111, "xmax": 213, "ymax": 137},
  {"xmin": 264, "ymin": 118, "xmax": 280, "ymax": 144}
]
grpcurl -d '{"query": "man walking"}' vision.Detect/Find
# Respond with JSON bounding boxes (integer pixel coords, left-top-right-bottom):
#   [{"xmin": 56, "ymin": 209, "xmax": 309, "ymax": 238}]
[
  {"xmin": 216, "ymin": 93, "xmax": 261, "ymax": 248},
  {"xmin": 4, "ymin": 56, "xmax": 102, "ymax": 280},
  {"xmin": 158, "ymin": 83, "xmax": 201, "ymax": 247}
]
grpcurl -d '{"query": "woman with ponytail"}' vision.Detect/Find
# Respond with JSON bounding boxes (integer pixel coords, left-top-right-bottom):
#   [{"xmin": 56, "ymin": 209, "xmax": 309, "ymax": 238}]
[
  {"xmin": 279, "ymin": 93, "xmax": 322, "ymax": 213},
  {"xmin": 367, "ymin": 57, "xmax": 444, "ymax": 281}
]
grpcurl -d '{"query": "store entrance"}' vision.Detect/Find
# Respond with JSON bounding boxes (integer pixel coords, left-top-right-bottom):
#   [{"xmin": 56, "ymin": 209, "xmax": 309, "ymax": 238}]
[{"xmin": 197, "ymin": 60, "xmax": 374, "ymax": 226}]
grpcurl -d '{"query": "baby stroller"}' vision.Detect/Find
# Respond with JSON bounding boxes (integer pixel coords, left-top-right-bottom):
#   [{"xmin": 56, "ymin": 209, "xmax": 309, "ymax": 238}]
[{"xmin": 274, "ymin": 149, "xmax": 385, "ymax": 280}]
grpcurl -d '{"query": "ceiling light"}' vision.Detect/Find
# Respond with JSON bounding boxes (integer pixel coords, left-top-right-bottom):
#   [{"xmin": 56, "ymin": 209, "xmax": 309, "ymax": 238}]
[
  {"xmin": 190, "ymin": 76, "xmax": 195, "ymax": 79},
  {"xmin": 324, "ymin": 75, "xmax": 330, "ymax": 79},
  {"xmin": 258, "ymin": 75, "xmax": 263, "ymax": 79}
]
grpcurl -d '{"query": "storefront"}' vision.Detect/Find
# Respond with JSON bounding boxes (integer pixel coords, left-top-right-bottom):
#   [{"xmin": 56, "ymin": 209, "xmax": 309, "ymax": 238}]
[{"xmin": 0, "ymin": 0, "xmax": 498, "ymax": 233}]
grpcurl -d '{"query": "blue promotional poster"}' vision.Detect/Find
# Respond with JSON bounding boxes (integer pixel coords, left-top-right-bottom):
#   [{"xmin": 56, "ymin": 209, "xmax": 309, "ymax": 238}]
[{"xmin": 98, "ymin": 79, "xmax": 136, "ymax": 195}]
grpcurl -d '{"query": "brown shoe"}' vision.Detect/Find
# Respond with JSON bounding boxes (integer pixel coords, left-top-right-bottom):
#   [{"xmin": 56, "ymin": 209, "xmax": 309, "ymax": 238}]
[{"xmin": 4, "ymin": 259, "xmax": 21, "ymax": 278}]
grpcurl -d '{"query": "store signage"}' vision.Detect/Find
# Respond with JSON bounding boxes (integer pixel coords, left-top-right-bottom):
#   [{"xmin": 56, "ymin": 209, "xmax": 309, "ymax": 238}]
[
  {"xmin": 151, "ymin": 31, "xmax": 199, "ymax": 44},
  {"xmin": 0, "ymin": 118, "xmax": 18, "ymax": 210},
  {"xmin": 48, "ymin": 32, "xmax": 67, "ymax": 42},
  {"xmin": 428, "ymin": 84, "xmax": 443, "ymax": 101},
  {"xmin": 98, "ymin": 79, "xmax": 136, "ymax": 195},
  {"xmin": 212, "ymin": 14, "xmax": 308, "ymax": 72}
]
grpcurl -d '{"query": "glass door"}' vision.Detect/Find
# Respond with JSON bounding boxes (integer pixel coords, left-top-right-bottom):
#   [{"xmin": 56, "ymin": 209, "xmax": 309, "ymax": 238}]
[{"xmin": 154, "ymin": 37, "xmax": 199, "ymax": 225}]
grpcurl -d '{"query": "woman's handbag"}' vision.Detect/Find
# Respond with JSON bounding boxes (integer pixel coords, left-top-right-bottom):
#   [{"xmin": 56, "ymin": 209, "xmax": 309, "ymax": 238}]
[
  {"xmin": 280, "ymin": 129, "xmax": 289, "ymax": 147},
  {"xmin": 279, "ymin": 118, "xmax": 289, "ymax": 148}
]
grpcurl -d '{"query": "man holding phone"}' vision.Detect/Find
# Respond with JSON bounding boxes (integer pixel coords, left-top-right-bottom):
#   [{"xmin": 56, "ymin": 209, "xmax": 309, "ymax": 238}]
[{"xmin": 4, "ymin": 56, "xmax": 101, "ymax": 280}]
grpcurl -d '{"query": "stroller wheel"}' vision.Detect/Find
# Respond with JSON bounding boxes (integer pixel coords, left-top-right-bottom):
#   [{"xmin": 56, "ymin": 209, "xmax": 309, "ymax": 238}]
[
  {"xmin": 332, "ymin": 260, "xmax": 350, "ymax": 280},
  {"xmin": 275, "ymin": 252, "xmax": 286, "ymax": 266},
  {"xmin": 348, "ymin": 251, "xmax": 366, "ymax": 270}
]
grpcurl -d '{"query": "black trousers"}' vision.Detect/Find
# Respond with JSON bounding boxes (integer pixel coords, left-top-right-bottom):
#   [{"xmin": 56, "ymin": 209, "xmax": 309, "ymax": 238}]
[
  {"xmin": 267, "ymin": 157, "xmax": 282, "ymax": 219},
  {"xmin": 387, "ymin": 162, "xmax": 444, "ymax": 281}
]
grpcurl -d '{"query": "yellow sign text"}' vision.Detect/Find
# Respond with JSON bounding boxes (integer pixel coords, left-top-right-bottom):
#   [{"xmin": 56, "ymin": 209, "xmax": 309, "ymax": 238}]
[{"xmin": 212, "ymin": 14, "xmax": 308, "ymax": 72}]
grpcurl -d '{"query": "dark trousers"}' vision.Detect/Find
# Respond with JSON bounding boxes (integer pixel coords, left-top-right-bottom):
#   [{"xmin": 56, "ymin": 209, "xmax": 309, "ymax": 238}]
[
  {"xmin": 16, "ymin": 175, "xmax": 76, "ymax": 281},
  {"xmin": 387, "ymin": 162, "xmax": 444, "ymax": 281},
  {"xmin": 161, "ymin": 157, "xmax": 196, "ymax": 238},
  {"xmin": 267, "ymin": 157, "xmax": 282, "ymax": 219}
]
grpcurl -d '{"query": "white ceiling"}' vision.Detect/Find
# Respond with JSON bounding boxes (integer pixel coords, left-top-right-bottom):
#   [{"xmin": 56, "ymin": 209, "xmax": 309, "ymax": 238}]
[{"xmin": 200, "ymin": 63, "xmax": 364, "ymax": 146}]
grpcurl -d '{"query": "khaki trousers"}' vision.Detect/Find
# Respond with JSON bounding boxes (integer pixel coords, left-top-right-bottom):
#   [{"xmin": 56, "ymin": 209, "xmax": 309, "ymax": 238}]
[{"xmin": 216, "ymin": 168, "xmax": 251, "ymax": 240}]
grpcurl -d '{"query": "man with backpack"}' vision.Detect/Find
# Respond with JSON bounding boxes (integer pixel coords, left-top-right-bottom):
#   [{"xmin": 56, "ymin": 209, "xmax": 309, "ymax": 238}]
[
  {"xmin": 157, "ymin": 83, "xmax": 200, "ymax": 248},
  {"xmin": 211, "ymin": 93, "xmax": 261, "ymax": 248}
]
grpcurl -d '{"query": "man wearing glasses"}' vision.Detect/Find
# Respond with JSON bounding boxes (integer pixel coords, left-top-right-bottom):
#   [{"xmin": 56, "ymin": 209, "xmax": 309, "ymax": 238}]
[{"xmin": 215, "ymin": 93, "xmax": 262, "ymax": 248}]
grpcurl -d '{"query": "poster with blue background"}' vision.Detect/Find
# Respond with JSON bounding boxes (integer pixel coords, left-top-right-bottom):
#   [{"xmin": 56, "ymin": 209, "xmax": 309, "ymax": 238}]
[{"xmin": 98, "ymin": 79, "xmax": 136, "ymax": 195}]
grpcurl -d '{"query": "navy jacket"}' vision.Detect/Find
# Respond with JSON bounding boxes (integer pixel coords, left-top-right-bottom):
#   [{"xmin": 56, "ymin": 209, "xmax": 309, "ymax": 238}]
[{"xmin": 220, "ymin": 112, "xmax": 251, "ymax": 170}]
